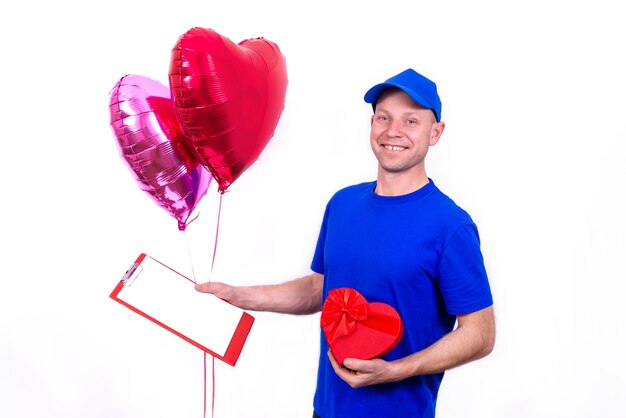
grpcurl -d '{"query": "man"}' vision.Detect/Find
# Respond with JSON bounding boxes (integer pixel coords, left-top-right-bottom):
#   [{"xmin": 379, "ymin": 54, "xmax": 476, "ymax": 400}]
[{"xmin": 195, "ymin": 68, "xmax": 495, "ymax": 418}]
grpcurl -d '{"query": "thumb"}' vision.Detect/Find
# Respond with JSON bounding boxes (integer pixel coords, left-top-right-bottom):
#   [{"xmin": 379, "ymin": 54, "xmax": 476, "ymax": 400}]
[
  {"xmin": 194, "ymin": 281, "xmax": 220, "ymax": 293},
  {"xmin": 193, "ymin": 281, "xmax": 240, "ymax": 306},
  {"xmin": 343, "ymin": 357, "xmax": 367, "ymax": 372}
]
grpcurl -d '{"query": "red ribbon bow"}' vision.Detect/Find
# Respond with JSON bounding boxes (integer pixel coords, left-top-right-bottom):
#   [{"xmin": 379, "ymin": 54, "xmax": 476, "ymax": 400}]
[{"xmin": 320, "ymin": 288, "xmax": 369, "ymax": 346}]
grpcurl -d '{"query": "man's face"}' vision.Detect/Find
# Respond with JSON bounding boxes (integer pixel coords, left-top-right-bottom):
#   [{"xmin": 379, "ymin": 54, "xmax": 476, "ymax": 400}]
[{"xmin": 369, "ymin": 89, "xmax": 442, "ymax": 176}]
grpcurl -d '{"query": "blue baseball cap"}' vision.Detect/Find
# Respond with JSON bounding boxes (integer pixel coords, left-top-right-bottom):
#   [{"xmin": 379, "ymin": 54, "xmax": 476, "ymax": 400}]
[{"xmin": 364, "ymin": 68, "xmax": 442, "ymax": 122}]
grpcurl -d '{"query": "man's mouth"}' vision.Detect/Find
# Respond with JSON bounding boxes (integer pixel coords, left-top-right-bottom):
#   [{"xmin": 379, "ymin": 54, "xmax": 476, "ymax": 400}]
[{"xmin": 382, "ymin": 145, "xmax": 406, "ymax": 151}]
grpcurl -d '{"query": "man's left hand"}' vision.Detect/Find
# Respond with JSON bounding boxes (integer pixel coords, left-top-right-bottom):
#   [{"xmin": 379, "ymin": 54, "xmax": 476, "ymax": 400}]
[{"xmin": 327, "ymin": 350, "xmax": 400, "ymax": 388}]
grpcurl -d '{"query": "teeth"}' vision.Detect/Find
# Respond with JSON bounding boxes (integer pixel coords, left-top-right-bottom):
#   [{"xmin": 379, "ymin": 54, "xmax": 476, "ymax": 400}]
[{"xmin": 384, "ymin": 145, "xmax": 405, "ymax": 151}]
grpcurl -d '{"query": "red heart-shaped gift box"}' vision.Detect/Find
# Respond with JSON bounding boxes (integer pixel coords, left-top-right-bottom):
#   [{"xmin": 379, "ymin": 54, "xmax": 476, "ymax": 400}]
[{"xmin": 321, "ymin": 288, "xmax": 403, "ymax": 365}]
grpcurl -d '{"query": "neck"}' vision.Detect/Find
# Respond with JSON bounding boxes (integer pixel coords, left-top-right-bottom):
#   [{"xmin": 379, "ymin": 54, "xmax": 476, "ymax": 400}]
[{"xmin": 375, "ymin": 169, "xmax": 430, "ymax": 196}]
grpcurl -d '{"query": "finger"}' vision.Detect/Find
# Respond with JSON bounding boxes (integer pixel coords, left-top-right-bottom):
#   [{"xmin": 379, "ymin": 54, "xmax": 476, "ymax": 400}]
[
  {"xmin": 194, "ymin": 283, "xmax": 207, "ymax": 292},
  {"xmin": 328, "ymin": 351, "xmax": 355, "ymax": 382},
  {"xmin": 343, "ymin": 358, "xmax": 359, "ymax": 371},
  {"xmin": 328, "ymin": 351, "xmax": 358, "ymax": 378},
  {"xmin": 194, "ymin": 282, "xmax": 219, "ymax": 293},
  {"xmin": 327, "ymin": 350, "xmax": 339, "ymax": 368},
  {"xmin": 343, "ymin": 358, "xmax": 372, "ymax": 373},
  {"xmin": 327, "ymin": 351, "xmax": 349, "ymax": 374}
]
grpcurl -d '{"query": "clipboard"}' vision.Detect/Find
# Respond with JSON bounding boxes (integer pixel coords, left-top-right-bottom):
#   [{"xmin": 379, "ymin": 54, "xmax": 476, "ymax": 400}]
[{"xmin": 110, "ymin": 253, "xmax": 254, "ymax": 366}]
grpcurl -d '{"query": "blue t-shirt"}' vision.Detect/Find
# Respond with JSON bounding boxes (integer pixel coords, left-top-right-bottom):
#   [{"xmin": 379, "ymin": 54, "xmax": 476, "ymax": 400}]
[{"xmin": 311, "ymin": 179, "xmax": 493, "ymax": 418}]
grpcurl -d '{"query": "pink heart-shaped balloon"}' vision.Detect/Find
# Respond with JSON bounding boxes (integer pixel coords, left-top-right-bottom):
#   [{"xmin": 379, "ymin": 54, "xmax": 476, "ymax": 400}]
[
  {"xmin": 109, "ymin": 74, "xmax": 212, "ymax": 230},
  {"xmin": 169, "ymin": 27, "xmax": 288, "ymax": 193}
]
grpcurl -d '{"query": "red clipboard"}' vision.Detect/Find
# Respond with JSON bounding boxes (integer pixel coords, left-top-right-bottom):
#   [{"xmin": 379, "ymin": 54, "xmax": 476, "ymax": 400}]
[{"xmin": 110, "ymin": 253, "xmax": 254, "ymax": 366}]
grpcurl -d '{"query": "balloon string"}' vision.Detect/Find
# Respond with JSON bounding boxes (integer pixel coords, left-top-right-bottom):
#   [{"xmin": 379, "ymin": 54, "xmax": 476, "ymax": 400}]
[
  {"xmin": 182, "ymin": 229, "xmax": 198, "ymax": 284},
  {"xmin": 203, "ymin": 354, "xmax": 216, "ymax": 418},
  {"xmin": 204, "ymin": 353, "xmax": 207, "ymax": 418},
  {"xmin": 210, "ymin": 193, "xmax": 224, "ymax": 279},
  {"xmin": 185, "ymin": 210, "xmax": 202, "ymax": 230},
  {"xmin": 212, "ymin": 356, "xmax": 216, "ymax": 417},
  {"xmin": 204, "ymin": 192, "xmax": 223, "ymax": 418}
]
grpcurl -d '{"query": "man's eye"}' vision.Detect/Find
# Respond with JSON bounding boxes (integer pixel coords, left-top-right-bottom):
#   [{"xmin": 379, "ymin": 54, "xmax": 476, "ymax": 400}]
[{"xmin": 405, "ymin": 119, "xmax": 417, "ymax": 126}]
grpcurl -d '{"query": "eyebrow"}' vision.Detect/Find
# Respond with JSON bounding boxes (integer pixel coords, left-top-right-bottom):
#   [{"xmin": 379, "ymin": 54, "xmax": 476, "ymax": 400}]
[{"xmin": 375, "ymin": 108, "xmax": 422, "ymax": 118}]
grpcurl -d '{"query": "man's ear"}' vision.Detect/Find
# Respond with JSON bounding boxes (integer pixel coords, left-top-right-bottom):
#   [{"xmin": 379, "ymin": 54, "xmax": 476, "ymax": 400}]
[{"xmin": 430, "ymin": 121, "xmax": 445, "ymax": 146}]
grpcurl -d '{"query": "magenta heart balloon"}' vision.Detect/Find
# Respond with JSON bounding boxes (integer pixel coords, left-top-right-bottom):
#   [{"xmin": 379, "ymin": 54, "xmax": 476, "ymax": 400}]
[{"xmin": 109, "ymin": 74, "xmax": 212, "ymax": 230}]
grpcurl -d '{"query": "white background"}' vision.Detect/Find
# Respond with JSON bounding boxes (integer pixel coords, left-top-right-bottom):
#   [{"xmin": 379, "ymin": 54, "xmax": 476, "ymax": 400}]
[{"xmin": 1, "ymin": 1, "xmax": 625, "ymax": 417}]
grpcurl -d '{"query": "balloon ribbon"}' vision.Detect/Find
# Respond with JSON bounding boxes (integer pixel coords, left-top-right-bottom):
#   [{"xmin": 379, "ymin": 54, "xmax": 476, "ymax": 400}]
[{"xmin": 204, "ymin": 193, "xmax": 223, "ymax": 418}]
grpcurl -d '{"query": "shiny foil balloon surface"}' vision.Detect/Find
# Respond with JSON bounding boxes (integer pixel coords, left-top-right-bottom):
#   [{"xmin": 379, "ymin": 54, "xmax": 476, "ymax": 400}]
[
  {"xmin": 109, "ymin": 74, "xmax": 212, "ymax": 230},
  {"xmin": 169, "ymin": 27, "xmax": 288, "ymax": 193}
]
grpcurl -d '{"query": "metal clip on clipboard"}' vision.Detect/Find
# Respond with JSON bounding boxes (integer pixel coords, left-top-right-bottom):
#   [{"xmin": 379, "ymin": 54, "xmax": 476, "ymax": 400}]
[{"xmin": 121, "ymin": 262, "xmax": 142, "ymax": 286}]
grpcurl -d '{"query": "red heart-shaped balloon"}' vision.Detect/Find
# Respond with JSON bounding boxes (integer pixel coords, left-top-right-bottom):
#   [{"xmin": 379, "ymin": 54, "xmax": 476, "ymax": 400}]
[
  {"xmin": 321, "ymin": 288, "xmax": 403, "ymax": 365},
  {"xmin": 169, "ymin": 27, "xmax": 288, "ymax": 193}
]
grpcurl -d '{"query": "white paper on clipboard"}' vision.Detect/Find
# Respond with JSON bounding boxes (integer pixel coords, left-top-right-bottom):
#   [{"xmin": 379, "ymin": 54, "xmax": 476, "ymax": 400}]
[{"xmin": 110, "ymin": 253, "xmax": 254, "ymax": 366}]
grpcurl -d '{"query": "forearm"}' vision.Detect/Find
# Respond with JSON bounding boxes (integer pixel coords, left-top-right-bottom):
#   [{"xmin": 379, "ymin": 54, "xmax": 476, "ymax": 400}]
[
  {"xmin": 244, "ymin": 273, "xmax": 322, "ymax": 314},
  {"xmin": 208, "ymin": 272, "xmax": 324, "ymax": 315},
  {"xmin": 393, "ymin": 306, "xmax": 496, "ymax": 379},
  {"xmin": 334, "ymin": 306, "xmax": 495, "ymax": 387}
]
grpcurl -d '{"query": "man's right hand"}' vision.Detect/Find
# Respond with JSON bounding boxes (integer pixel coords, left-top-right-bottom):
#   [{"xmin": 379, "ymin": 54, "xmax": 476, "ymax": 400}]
[{"xmin": 195, "ymin": 281, "xmax": 242, "ymax": 307}]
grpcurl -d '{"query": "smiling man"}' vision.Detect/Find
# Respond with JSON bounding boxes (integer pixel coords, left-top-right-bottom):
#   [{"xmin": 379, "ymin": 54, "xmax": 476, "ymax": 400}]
[
  {"xmin": 366, "ymin": 69, "xmax": 446, "ymax": 196},
  {"xmin": 196, "ymin": 68, "xmax": 496, "ymax": 418}
]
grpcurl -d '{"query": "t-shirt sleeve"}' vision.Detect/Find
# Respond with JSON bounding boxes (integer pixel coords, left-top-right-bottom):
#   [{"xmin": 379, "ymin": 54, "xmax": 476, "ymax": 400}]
[
  {"xmin": 310, "ymin": 201, "xmax": 331, "ymax": 275},
  {"xmin": 438, "ymin": 222, "xmax": 493, "ymax": 314}
]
